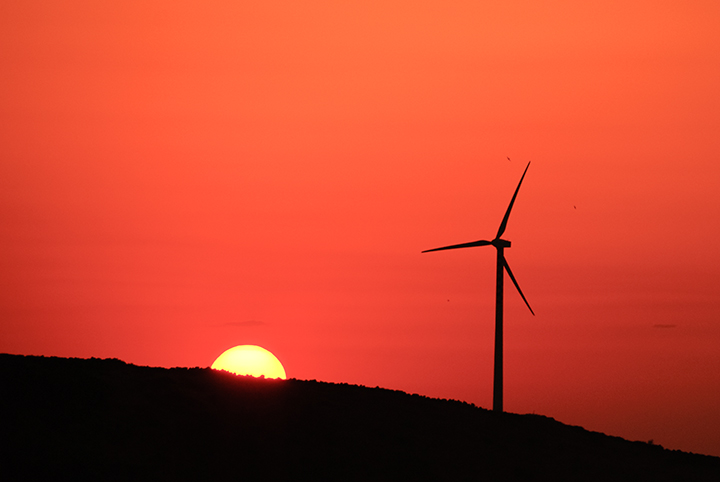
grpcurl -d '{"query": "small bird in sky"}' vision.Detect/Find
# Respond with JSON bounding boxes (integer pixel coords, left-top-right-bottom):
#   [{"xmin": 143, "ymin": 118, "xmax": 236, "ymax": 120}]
[
  {"xmin": 507, "ymin": 156, "xmax": 511, "ymax": 161},
  {"xmin": 574, "ymin": 205, "xmax": 577, "ymax": 209}
]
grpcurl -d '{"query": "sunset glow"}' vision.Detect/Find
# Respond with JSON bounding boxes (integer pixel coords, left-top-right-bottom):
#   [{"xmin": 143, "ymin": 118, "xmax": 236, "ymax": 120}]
[
  {"xmin": 1, "ymin": 0, "xmax": 719, "ymax": 457},
  {"xmin": 211, "ymin": 345, "xmax": 286, "ymax": 379}
]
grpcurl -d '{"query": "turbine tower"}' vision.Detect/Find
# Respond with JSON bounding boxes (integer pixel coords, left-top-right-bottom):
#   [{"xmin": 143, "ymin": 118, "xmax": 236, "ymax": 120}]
[{"xmin": 422, "ymin": 162, "xmax": 534, "ymax": 413}]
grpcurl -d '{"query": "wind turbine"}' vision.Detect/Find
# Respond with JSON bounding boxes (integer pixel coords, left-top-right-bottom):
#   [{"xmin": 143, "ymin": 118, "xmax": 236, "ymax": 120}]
[{"xmin": 422, "ymin": 162, "xmax": 534, "ymax": 413}]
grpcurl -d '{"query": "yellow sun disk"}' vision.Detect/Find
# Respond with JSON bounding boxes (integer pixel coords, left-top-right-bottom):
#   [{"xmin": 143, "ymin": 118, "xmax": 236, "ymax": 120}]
[{"xmin": 211, "ymin": 345, "xmax": 286, "ymax": 379}]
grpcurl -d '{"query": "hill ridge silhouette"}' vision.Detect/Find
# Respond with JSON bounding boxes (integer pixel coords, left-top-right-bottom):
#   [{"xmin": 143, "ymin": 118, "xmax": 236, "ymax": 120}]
[{"xmin": 2, "ymin": 353, "xmax": 718, "ymax": 481}]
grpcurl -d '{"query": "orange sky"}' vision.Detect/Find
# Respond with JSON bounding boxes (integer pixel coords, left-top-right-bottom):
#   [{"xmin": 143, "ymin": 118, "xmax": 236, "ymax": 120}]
[{"xmin": 2, "ymin": 1, "xmax": 720, "ymax": 457}]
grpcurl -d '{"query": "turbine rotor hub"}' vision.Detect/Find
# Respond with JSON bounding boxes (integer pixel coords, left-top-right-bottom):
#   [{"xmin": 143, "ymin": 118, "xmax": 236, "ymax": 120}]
[{"xmin": 492, "ymin": 239, "xmax": 511, "ymax": 248}]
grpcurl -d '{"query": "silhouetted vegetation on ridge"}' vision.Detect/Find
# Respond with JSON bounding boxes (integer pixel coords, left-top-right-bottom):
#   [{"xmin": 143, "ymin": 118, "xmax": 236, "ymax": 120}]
[{"xmin": 1, "ymin": 353, "xmax": 719, "ymax": 481}]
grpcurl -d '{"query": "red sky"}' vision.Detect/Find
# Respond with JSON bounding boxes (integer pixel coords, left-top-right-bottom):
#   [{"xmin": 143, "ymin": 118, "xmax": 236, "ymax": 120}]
[{"xmin": 2, "ymin": 1, "xmax": 719, "ymax": 457}]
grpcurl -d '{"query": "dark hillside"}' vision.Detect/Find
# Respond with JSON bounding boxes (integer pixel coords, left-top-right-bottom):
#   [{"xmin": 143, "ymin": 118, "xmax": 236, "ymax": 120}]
[{"xmin": 1, "ymin": 353, "xmax": 718, "ymax": 481}]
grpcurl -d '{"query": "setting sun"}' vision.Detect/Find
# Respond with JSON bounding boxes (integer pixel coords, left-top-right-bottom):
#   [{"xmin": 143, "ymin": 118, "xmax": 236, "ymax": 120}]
[{"xmin": 211, "ymin": 345, "xmax": 287, "ymax": 379}]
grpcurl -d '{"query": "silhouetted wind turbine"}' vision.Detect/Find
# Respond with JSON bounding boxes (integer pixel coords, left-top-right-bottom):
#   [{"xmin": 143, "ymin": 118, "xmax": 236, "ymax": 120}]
[{"xmin": 422, "ymin": 162, "xmax": 534, "ymax": 413}]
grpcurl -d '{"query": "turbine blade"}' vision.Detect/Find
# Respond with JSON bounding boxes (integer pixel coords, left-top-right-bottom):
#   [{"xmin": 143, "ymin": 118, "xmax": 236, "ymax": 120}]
[
  {"xmin": 502, "ymin": 257, "xmax": 535, "ymax": 316},
  {"xmin": 496, "ymin": 161, "xmax": 530, "ymax": 239},
  {"xmin": 422, "ymin": 240, "xmax": 492, "ymax": 253}
]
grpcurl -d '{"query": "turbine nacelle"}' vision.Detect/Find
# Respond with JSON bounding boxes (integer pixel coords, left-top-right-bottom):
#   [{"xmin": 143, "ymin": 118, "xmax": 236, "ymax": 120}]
[{"xmin": 491, "ymin": 239, "xmax": 511, "ymax": 248}]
